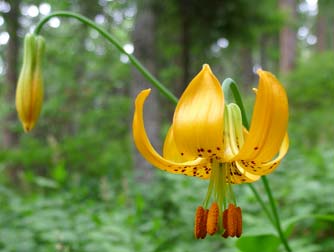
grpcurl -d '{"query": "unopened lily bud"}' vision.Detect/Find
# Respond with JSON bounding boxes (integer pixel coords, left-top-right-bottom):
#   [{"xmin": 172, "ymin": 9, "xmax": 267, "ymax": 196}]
[{"xmin": 16, "ymin": 33, "xmax": 45, "ymax": 132}]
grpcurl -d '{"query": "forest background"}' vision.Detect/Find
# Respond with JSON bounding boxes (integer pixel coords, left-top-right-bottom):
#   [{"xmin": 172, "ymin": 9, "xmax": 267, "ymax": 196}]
[{"xmin": 0, "ymin": 0, "xmax": 333, "ymax": 251}]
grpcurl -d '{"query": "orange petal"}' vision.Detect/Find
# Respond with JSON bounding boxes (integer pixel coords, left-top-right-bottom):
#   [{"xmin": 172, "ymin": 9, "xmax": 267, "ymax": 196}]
[
  {"xmin": 228, "ymin": 162, "xmax": 260, "ymax": 184},
  {"xmin": 173, "ymin": 64, "xmax": 224, "ymax": 158},
  {"xmin": 235, "ymin": 70, "xmax": 288, "ymax": 162},
  {"xmin": 132, "ymin": 89, "xmax": 210, "ymax": 178},
  {"xmin": 236, "ymin": 133, "xmax": 289, "ymax": 176}
]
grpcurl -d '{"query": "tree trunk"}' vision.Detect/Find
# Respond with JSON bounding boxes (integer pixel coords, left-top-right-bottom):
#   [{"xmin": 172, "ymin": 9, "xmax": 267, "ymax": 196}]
[
  {"xmin": 316, "ymin": 15, "xmax": 327, "ymax": 52},
  {"xmin": 131, "ymin": 0, "xmax": 160, "ymax": 182},
  {"xmin": 317, "ymin": 0, "xmax": 334, "ymax": 51},
  {"xmin": 279, "ymin": 0, "xmax": 296, "ymax": 73},
  {"xmin": 178, "ymin": 0, "xmax": 191, "ymax": 94},
  {"xmin": 239, "ymin": 46, "xmax": 254, "ymax": 89},
  {"xmin": 3, "ymin": 0, "xmax": 21, "ymax": 182}
]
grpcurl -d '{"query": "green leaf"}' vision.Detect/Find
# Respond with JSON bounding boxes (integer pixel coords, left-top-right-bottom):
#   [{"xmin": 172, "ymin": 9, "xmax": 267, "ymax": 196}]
[
  {"xmin": 34, "ymin": 176, "xmax": 59, "ymax": 189},
  {"xmin": 236, "ymin": 234, "xmax": 281, "ymax": 252},
  {"xmin": 283, "ymin": 214, "xmax": 334, "ymax": 237},
  {"xmin": 51, "ymin": 162, "xmax": 67, "ymax": 183}
]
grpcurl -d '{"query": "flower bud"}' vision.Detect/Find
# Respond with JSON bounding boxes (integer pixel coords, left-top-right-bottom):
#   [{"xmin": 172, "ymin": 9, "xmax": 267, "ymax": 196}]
[{"xmin": 16, "ymin": 33, "xmax": 45, "ymax": 132}]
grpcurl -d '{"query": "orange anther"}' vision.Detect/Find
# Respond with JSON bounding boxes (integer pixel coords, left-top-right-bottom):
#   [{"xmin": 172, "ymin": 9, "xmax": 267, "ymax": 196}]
[
  {"xmin": 194, "ymin": 206, "xmax": 207, "ymax": 239},
  {"xmin": 222, "ymin": 204, "xmax": 243, "ymax": 238},
  {"xmin": 235, "ymin": 206, "xmax": 242, "ymax": 238},
  {"xmin": 222, "ymin": 207, "xmax": 229, "ymax": 238},
  {"xmin": 227, "ymin": 204, "xmax": 236, "ymax": 237},
  {"xmin": 207, "ymin": 202, "xmax": 219, "ymax": 235}
]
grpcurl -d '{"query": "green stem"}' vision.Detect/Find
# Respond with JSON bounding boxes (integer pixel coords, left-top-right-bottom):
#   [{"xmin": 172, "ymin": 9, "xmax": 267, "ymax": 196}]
[
  {"xmin": 262, "ymin": 176, "xmax": 292, "ymax": 252},
  {"xmin": 225, "ymin": 78, "xmax": 292, "ymax": 252},
  {"xmin": 247, "ymin": 183, "xmax": 275, "ymax": 226},
  {"xmin": 34, "ymin": 11, "xmax": 178, "ymax": 105},
  {"xmin": 222, "ymin": 78, "xmax": 249, "ymax": 129}
]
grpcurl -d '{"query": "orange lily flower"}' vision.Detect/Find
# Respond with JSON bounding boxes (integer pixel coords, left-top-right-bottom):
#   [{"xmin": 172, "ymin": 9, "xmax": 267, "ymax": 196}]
[{"xmin": 133, "ymin": 64, "xmax": 289, "ymax": 239}]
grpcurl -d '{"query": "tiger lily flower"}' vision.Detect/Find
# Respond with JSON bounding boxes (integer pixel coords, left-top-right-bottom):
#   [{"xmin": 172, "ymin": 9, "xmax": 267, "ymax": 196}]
[{"xmin": 132, "ymin": 64, "xmax": 289, "ymax": 239}]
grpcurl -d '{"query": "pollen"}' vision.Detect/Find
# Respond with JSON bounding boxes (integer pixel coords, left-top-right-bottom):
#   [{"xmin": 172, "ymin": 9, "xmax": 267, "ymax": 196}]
[
  {"xmin": 235, "ymin": 206, "xmax": 242, "ymax": 238},
  {"xmin": 222, "ymin": 204, "xmax": 243, "ymax": 238},
  {"xmin": 207, "ymin": 202, "xmax": 219, "ymax": 235},
  {"xmin": 194, "ymin": 206, "xmax": 208, "ymax": 239}
]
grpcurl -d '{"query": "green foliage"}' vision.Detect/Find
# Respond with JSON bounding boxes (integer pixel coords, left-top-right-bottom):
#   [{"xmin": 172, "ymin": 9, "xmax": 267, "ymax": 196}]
[
  {"xmin": 287, "ymin": 52, "xmax": 334, "ymax": 146},
  {"xmin": 1, "ymin": 1, "xmax": 334, "ymax": 252},
  {"xmin": 236, "ymin": 234, "xmax": 281, "ymax": 252}
]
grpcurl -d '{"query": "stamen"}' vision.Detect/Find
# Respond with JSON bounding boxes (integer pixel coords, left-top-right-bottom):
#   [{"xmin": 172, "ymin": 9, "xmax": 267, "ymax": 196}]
[
  {"xmin": 200, "ymin": 209, "xmax": 209, "ymax": 239},
  {"xmin": 222, "ymin": 207, "xmax": 229, "ymax": 238},
  {"xmin": 235, "ymin": 206, "xmax": 242, "ymax": 238},
  {"xmin": 194, "ymin": 206, "xmax": 208, "ymax": 239},
  {"xmin": 207, "ymin": 202, "xmax": 219, "ymax": 235},
  {"xmin": 222, "ymin": 204, "xmax": 243, "ymax": 238},
  {"xmin": 228, "ymin": 204, "xmax": 237, "ymax": 237}
]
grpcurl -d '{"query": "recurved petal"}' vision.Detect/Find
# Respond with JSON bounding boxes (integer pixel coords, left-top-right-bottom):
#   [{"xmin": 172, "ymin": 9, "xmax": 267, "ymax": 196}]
[
  {"xmin": 236, "ymin": 133, "xmax": 289, "ymax": 176},
  {"xmin": 133, "ymin": 89, "xmax": 210, "ymax": 179},
  {"xmin": 235, "ymin": 70, "xmax": 288, "ymax": 162},
  {"xmin": 173, "ymin": 64, "xmax": 224, "ymax": 158},
  {"xmin": 228, "ymin": 162, "xmax": 260, "ymax": 184}
]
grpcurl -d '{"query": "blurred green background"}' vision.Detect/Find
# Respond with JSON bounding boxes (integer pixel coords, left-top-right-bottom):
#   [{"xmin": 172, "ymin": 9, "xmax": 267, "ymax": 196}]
[{"xmin": 0, "ymin": 0, "xmax": 333, "ymax": 251}]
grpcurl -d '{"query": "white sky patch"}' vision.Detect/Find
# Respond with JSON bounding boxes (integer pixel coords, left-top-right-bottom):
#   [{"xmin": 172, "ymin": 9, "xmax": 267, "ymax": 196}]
[
  {"xmin": 297, "ymin": 26, "xmax": 309, "ymax": 39},
  {"xmin": 98, "ymin": 0, "xmax": 107, "ymax": 7},
  {"xmin": 298, "ymin": 0, "xmax": 318, "ymax": 15},
  {"xmin": 252, "ymin": 64, "xmax": 262, "ymax": 73},
  {"xmin": 112, "ymin": 10, "xmax": 123, "ymax": 24},
  {"xmin": 0, "ymin": 31, "xmax": 9, "ymax": 45},
  {"xmin": 0, "ymin": 16, "xmax": 4, "ymax": 26},
  {"xmin": 306, "ymin": 34, "xmax": 317, "ymax": 45},
  {"xmin": 120, "ymin": 54, "xmax": 129, "ymax": 63},
  {"xmin": 123, "ymin": 43, "xmax": 134, "ymax": 54},
  {"xmin": 39, "ymin": 3, "xmax": 51, "ymax": 15},
  {"xmin": 306, "ymin": 0, "xmax": 317, "ymax": 7},
  {"xmin": 27, "ymin": 5, "xmax": 39, "ymax": 17},
  {"xmin": 48, "ymin": 17, "xmax": 60, "ymax": 28},
  {"xmin": 95, "ymin": 14, "xmax": 105, "ymax": 24},
  {"xmin": 0, "ymin": 1, "xmax": 10, "ymax": 13},
  {"xmin": 217, "ymin": 38, "xmax": 229, "ymax": 48},
  {"xmin": 124, "ymin": 6, "xmax": 136, "ymax": 18}
]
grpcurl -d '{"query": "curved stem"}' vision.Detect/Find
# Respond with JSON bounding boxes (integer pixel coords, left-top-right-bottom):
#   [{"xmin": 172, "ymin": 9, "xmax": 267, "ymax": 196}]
[
  {"xmin": 225, "ymin": 79, "xmax": 292, "ymax": 252},
  {"xmin": 222, "ymin": 78, "xmax": 249, "ymax": 129},
  {"xmin": 34, "ymin": 11, "xmax": 178, "ymax": 104}
]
